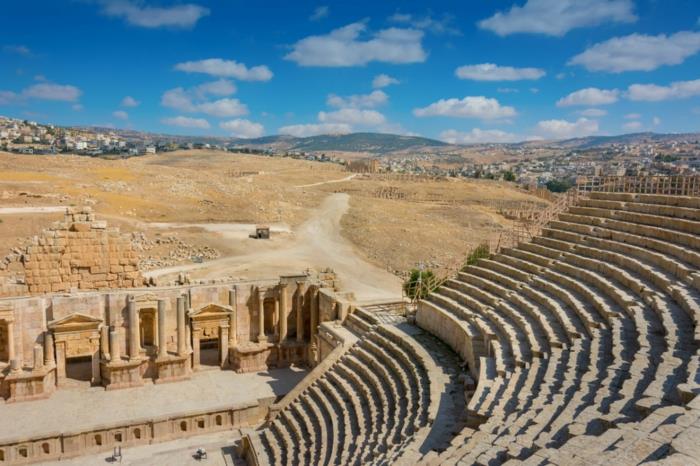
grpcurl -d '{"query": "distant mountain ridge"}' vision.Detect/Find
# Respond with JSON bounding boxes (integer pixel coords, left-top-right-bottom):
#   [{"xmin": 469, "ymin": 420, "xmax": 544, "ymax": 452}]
[
  {"xmin": 235, "ymin": 132, "xmax": 448, "ymax": 154},
  {"xmin": 50, "ymin": 122, "xmax": 700, "ymax": 154}
]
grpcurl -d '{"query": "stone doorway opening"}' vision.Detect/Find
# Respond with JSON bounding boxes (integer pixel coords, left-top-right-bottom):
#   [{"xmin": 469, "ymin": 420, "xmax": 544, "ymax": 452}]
[
  {"xmin": 199, "ymin": 338, "xmax": 220, "ymax": 367},
  {"xmin": 0, "ymin": 320, "xmax": 8, "ymax": 364},
  {"xmin": 65, "ymin": 355, "xmax": 93, "ymax": 382}
]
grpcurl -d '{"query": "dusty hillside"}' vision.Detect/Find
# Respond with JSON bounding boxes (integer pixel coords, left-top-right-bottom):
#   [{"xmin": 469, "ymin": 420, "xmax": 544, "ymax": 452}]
[
  {"xmin": 0, "ymin": 150, "xmax": 548, "ymax": 287},
  {"xmin": 330, "ymin": 175, "xmax": 547, "ymax": 275}
]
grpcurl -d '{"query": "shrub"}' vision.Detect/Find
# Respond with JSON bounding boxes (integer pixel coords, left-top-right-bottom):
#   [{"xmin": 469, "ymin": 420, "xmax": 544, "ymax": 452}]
[
  {"xmin": 502, "ymin": 170, "xmax": 516, "ymax": 182},
  {"xmin": 403, "ymin": 268, "xmax": 437, "ymax": 300},
  {"xmin": 464, "ymin": 243, "xmax": 490, "ymax": 268}
]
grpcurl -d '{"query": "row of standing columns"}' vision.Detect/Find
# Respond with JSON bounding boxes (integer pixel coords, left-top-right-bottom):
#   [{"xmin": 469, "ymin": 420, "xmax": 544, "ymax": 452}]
[
  {"xmin": 7, "ymin": 282, "xmax": 319, "ymax": 373},
  {"xmin": 108, "ymin": 295, "xmax": 191, "ymax": 363},
  {"xmin": 255, "ymin": 282, "xmax": 319, "ymax": 345}
]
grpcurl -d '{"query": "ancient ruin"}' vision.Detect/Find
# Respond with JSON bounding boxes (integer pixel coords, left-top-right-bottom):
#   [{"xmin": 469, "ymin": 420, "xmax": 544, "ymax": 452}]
[{"xmin": 0, "ymin": 175, "xmax": 699, "ymax": 465}]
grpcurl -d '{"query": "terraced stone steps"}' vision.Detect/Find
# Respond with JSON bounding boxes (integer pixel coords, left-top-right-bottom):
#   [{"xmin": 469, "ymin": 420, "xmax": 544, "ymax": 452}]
[{"xmin": 414, "ymin": 191, "xmax": 700, "ymax": 465}]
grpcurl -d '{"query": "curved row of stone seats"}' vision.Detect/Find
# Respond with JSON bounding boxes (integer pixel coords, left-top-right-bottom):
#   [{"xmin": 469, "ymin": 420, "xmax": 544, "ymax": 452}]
[
  {"xmin": 415, "ymin": 191, "xmax": 700, "ymax": 465},
  {"xmin": 244, "ymin": 320, "xmax": 454, "ymax": 466}
]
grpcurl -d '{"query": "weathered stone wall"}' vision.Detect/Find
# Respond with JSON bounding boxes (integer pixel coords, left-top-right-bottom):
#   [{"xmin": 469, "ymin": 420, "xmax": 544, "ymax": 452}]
[{"xmin": 18, "ymin": 207, "xmax": 142, "ymax": 294}]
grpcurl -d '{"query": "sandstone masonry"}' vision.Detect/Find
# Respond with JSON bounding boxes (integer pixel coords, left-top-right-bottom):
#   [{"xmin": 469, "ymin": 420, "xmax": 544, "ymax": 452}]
[{"xmin": 19, "ymin": 207, "xmax": 142, "ymax": 294}]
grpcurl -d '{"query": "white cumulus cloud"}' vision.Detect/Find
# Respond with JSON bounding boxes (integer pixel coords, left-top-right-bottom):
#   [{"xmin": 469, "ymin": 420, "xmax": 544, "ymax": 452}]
[
  {"xmin": 100, "ymin": 0, "xmax": 209, "ymax": 29},
  {"xmin": 285, "ymin": 22, "xmax": 426, "ymax": 67},
  {"xmin": 569, "ymin": 31, "xmax": 700, "ymax": 72},
  {"xmin": 536, "ymin": 118, "xmax": 599, "ymax": 139},
  {"xmin": 112, "ymin": 110, "xmax": 128, "ymax": 120},
  {"xmin": 318, "ymin": 108, "xmax": 386, "ymax": 126},
  {"xmin": 120, "ymin": 96, "xmax": 140, "ymax": 107},
  {"xmin": 578, "ymin": 108, "xmax": 607, "ymax": 117},
  {"xmin": 194, "ymin": 79, "xmax": 236, "ymax": 97},
  {"xmin": 195, "ymin": 98, "xmax": 248, "ymax": 118},
  {"xmin": 388, "ymin": 12, "xmax": 460, "ymax": 35},
  {"xmin": 161, "ymin": 87, "xmax": 248, "ymax": 117},
  {"xmin": 162, "ymin": 116, "xmax": 210, "ymax": 129},
  {"xmin": 175, "ymin": 58, "xmax": 273, "ymax": 81},
  {"xmin": 0, "ymin": 91, "xmax": 19, "ymax": 105},
  {"xmin": 413, "ymin": 96, "xmax": 516, "ymax": 120},
  {"xmin": 372, "ymin": 74, "xmax": 399, "ymax": 89},
  {"xmin": 556, "ymin": 87, "xmax": 620, "ymax": 107},
  {"xmin": 278, "ymin": 123, "xmax": 352, "ymax": 137},
  {"xmin": 440, "ymin": 128, "xmax": 519, "ymax": 144},
  {"xmin": 326, "ymin": 90, "xmax": 387, "ymax": 108},
  {"xmin": 622, "ymin": 121, "xmax": 642, "ymax": 131},
  {"xmin": 625, "ymin": 78, "xmax": 700, "ymax": 101},
  {"xmin": 455, "ymin": 63, "xmax": 545, "ymax": 81},
  {"xmin": 23, "ymin": 83, "xmax": 82, "ymax": 102},
  {"xmin": 220, "ymin": 119, "xmax": 264, "ymax": 138},
  {"xmin": 479, "ymin": 0, "xmax": 636, "ymax": 36},
  {"xmin": 310, "ymin": 6, "xmax": 329, "ymax": 21}
]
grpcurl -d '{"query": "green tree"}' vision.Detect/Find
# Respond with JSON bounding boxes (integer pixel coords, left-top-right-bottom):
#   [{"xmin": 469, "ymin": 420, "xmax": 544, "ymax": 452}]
[
  {"xmin": 403, "ymin": 269, "xmax": 437, "ymax": 300},
  {"xmin": 545, "ymin": 179, "xmax": 574, "ymax": 193},
  {"xmin": 502, "ymin": 170, "xmax": 516, "ymax": 182}
]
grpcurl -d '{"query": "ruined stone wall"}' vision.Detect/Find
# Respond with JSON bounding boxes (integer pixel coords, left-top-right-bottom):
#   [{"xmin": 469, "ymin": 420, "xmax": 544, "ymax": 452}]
[{"xmin": 19, "ymin": 207, "xmax": 142, "ymax": 294}]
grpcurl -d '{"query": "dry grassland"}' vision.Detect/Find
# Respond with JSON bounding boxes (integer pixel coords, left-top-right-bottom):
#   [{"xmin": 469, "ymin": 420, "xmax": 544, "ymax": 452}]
[{"xmin": 0, "ymin": 150, "xmax": 547, "ymax": 281}]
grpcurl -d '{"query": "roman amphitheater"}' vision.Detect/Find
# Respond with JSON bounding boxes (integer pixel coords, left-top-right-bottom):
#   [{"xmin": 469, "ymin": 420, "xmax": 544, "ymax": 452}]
[{"xmin": 0, "ymin": 173, "xmax": 699, "ymax": 466}]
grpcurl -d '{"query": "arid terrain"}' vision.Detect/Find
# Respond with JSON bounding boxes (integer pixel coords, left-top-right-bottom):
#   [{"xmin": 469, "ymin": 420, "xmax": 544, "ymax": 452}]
[{"xmin": 0, "ymin": 150, "xmax": 547, "ymax": 299}]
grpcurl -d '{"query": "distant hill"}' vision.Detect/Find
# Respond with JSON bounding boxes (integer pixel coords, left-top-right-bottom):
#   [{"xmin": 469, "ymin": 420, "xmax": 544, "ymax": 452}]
[
  {"xmin": 235, "ymin": 132, "xmax": 448, "ymax": 154},
  {"xmin": 541, "ymin": 132, "xmax": 700, "ymax": 150}
]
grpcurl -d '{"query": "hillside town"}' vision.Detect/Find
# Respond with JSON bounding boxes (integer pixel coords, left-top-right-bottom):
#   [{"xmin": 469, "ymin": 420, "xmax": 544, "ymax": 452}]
[{"xmin": 2, "ymin": 115, "xmax": 698, "ymax": 189}]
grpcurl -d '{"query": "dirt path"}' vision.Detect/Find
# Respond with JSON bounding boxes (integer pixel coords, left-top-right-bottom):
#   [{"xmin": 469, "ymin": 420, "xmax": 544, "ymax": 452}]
[
  {"xmin": 295, "ymin": 173, "xmax": 357, "ymax": 188},
  {"xmin": 145, "ymin": 193, "xmax": 402, "ymax": 301}
]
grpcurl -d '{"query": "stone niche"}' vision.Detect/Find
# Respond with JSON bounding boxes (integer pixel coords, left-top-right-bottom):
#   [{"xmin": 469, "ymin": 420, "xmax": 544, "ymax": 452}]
[
  {"xmin": 48, "ymin": 313, "xmax": 103, "ymax": 387},
  {"xmin": 189, "ymin": 303, "xmax": 232, "ymax": 371}
]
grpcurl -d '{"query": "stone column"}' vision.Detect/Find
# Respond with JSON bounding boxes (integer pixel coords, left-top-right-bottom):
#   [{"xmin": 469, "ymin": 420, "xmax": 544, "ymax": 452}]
[
  {"xmin": 128, "ymin": 296, "xmax": 139, "ymax": 359},
  {"xmin": 110, "ymin": 329, "xmax": 121, "ymax": 362},
  {"xmin": 228, "ymin": 288, "xmax": 237, "ymax": 347},
  {"xmin": 177, "ymin": 297, "xmax": 186, "ymax": 356},
  {"xmin": 44, "ymin": 332, "xmax": 55, "ymax": 366},
  {"xmin": 257, "ymin": 287, "xmax": 266, "ymax": 343},
  {"xmin": 6, "ymin": 320, "xmax": 15, "ymax": 366},
  {"xmin": 279, "ymin": 283, "xmax": 288, "ymax": 343},
  {"xmin": 273, "ymin": 298, "xmax": 280, "ymax": 341},
  {"xmin": 55, "ymin": 342, "xmax": 66, "ymax": 382},
  {"xmin": 91, "ymin": 340, "xmax": 101, "ymax": 385},
  {"xmin": 220, "ymin": 326, "xmax": 229, "ymax": 368},
  {"xmin": 310, "ymin": 287, "xmax": 319, "ymax": 338},
  {"xmin": 100, "ymin": 325, "xmax": 110, "ymax": 360},
  {"xmin": 296, "ymin": 282, "xmax": 304, "ymax": 342},
  {"xmin": 192, "ymin": 329, "xmax": 200, "ymax": 370},
  {"xmin": 157, "ymin": 299, "xmax": 167, "ymax": 358},
  {"xmin": 33, "ymin": 344, "xmax": 43, "ymax": 371}
]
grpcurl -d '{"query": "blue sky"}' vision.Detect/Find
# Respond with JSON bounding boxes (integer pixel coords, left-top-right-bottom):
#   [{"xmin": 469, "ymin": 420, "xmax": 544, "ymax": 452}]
[{"xmin": 1, "ymin": 0, "xmax": 700, "ymax": 142}]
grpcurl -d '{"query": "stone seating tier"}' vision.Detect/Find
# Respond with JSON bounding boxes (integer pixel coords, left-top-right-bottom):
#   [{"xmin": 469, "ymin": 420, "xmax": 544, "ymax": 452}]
[{"xmin": 413, "ymin": 191, "xmax": 700, "ymax": 465}]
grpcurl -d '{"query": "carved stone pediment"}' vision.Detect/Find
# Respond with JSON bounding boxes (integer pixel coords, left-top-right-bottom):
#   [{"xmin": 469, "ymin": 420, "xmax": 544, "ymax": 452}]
[
  {"xmin": 134, "ymin": 293, "xmax": 159, "ymax": 303},
  {"xmin": 49, "ymin": 312, "xmax": 103, "ymax": 333},
  {"xmin": 189, "ymin": 303, "xmax": 233, "ymax": 321}
]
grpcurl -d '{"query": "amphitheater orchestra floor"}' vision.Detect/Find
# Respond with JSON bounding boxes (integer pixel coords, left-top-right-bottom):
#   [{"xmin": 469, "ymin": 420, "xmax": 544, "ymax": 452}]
[
  {"xmin": 0, "ymin": 367, "xmax": 307, "ymax": 443},
  {"xmin": 41, "ymin": 430, "xmax": 242, "ymax": 466}
]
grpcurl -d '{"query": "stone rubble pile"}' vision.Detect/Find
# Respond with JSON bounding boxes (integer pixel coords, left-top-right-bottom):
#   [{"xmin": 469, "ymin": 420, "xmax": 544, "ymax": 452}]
[{"xmin": 131, "ymin": 232, "xmax": 220, "ymax": 271}]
